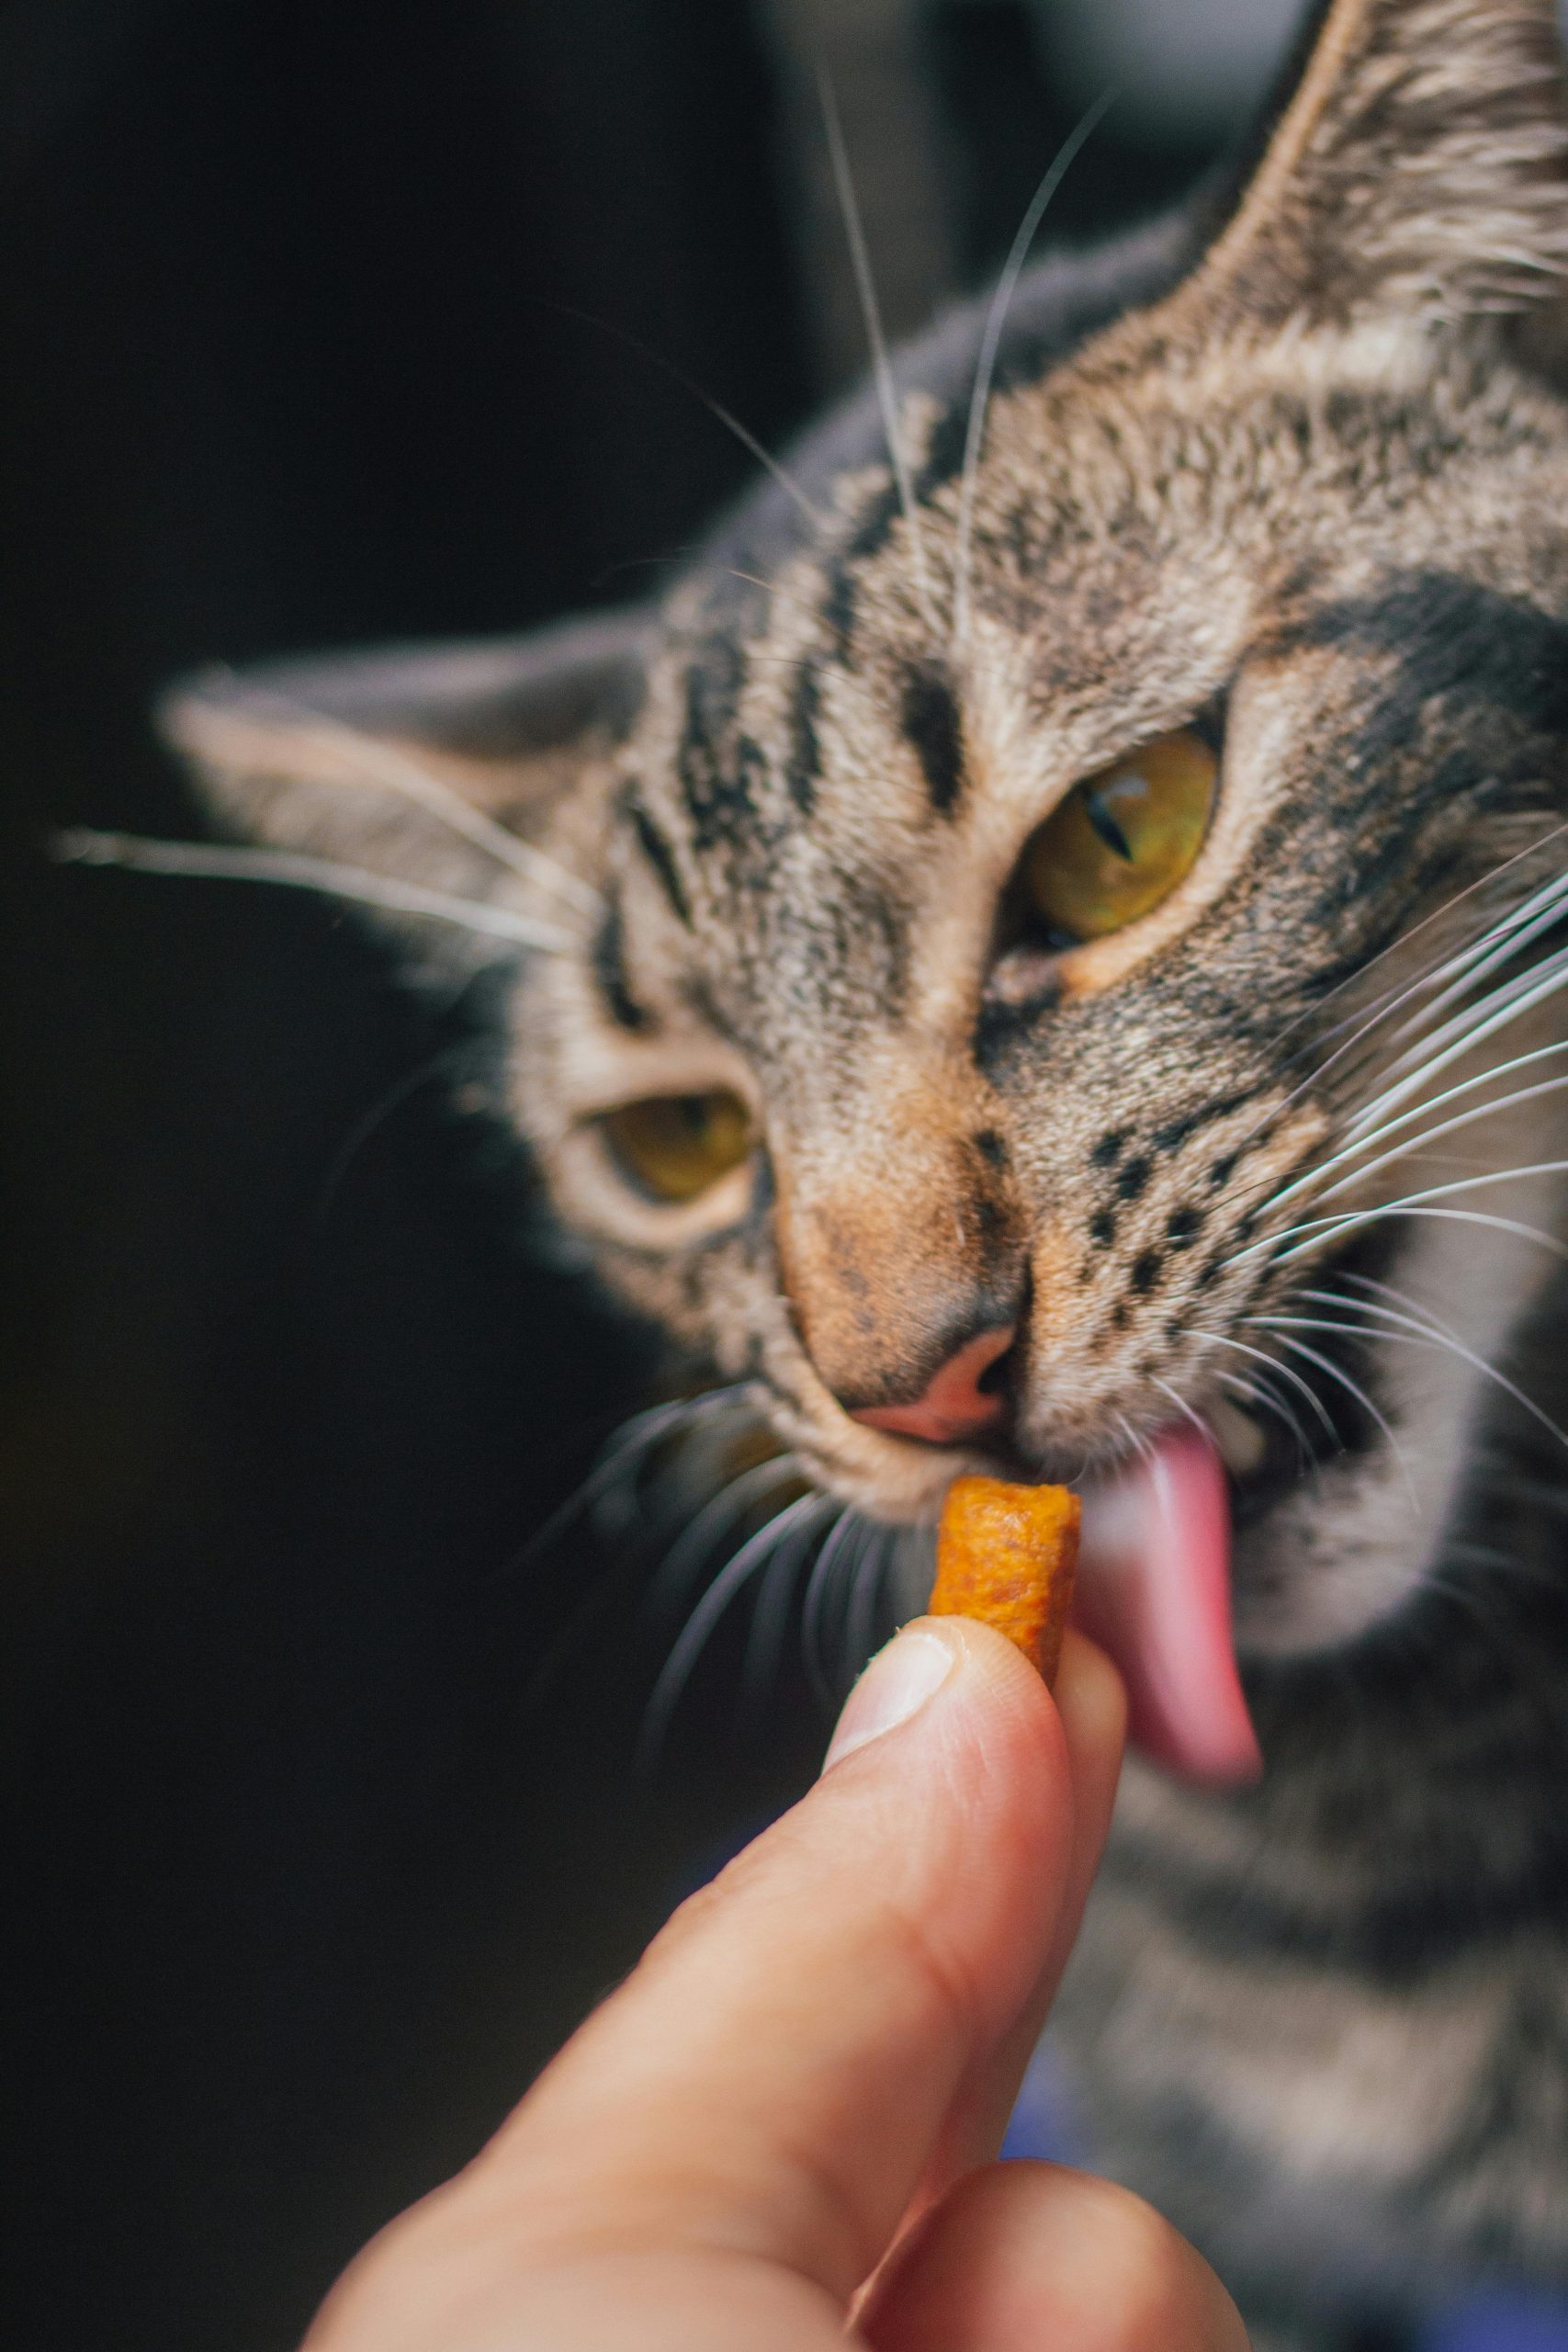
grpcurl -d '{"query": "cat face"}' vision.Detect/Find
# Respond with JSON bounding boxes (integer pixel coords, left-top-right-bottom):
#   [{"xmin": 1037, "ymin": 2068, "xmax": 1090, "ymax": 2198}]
[
  {"xmin": 164, "ymin": 0, "xmax": 1568, "ymax": 1761},
  {"xmin": 520, "ymin": 315, "xmax": 1568, "ymax": 1612}
]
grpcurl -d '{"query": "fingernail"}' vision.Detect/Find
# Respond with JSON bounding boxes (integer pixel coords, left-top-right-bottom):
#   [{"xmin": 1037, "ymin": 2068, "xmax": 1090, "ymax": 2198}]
[{"xmin": 821, "ymin": 1624, "xmax": 957, "ymax": 1773}]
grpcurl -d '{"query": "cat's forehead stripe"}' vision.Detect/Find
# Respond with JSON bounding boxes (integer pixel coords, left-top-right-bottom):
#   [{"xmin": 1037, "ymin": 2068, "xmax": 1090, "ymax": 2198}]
[
  {"xmin": 677, "ymin": 625, "xmax": 771, "ymax": 855},
  {"xmin": 620, "ymin": 786, "xmax": 691, "ymax": 928},
  {"xmin": 785, "ymin": 660, "xmax": 821, "ymax": 816},
  {"xmin": 831, "ymin": 476, "xmax": 906, "ymax": 596},
  {"xmin": 900, "ymin": 661, "xmax": 966, "ymax": 816},
  {"xmin": 591, "ymin": 888, "xmax": 651, "ymax": 1035}
]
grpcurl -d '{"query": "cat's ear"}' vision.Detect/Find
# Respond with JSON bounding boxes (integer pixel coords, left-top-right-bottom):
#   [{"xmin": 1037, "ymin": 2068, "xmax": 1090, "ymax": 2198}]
[
  {"xmin": 1189, "ymin": 0, "xmax": 1568, "ymax": 331},
  {"xmin": 157, "ymin": 608, "xmax": 649, "ymax": 962}
]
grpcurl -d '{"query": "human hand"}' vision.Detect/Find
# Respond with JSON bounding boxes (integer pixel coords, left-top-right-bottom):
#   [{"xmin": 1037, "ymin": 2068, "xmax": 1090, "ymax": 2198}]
[{"xmin": 303, "ymin": 1619, "xmax": 1247, "ymax": 2350}]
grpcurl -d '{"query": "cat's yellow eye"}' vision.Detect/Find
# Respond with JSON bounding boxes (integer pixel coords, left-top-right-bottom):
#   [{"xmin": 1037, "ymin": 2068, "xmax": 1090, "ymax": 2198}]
[
  {"xmin": 599, "ymin": 1089, "xmax": 755, "ymax": 1204},
  {"xmin": 1022, "ymin": 727, "xmax": 1218, "ymax": 944}
]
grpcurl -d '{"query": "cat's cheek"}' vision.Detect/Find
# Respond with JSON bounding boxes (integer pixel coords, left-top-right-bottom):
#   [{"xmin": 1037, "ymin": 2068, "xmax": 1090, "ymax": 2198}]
[
  {"xmin": 1229, "ymin": 1442, "xmax": 1448, "ymax": 1657},
  {"xmin": 1229, "ymin": 1288, "xmax": 1481, "ymax": 1658}
]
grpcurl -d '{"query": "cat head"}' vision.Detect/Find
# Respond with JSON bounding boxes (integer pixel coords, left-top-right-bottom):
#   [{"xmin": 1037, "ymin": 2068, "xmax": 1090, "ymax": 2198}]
[{"xmin": 167, "ymin": 0, "xmax": 1568, "ymax": 1767}]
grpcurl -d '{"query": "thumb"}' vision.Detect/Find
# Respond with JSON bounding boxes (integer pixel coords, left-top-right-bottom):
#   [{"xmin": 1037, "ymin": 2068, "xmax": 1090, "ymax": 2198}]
[
  {"xmin": 305, "ymin": 1619, "xmax": 1122, "ymax": 2352},
  {"xmin": 466, "ymin": 1618, "xmax": 1120, "ymax": 2298}
]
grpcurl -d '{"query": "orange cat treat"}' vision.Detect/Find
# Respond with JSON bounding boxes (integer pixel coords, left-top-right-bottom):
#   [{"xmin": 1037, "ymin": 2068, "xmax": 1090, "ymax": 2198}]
[{"xmin": 929, "ymin": 1476, "xmax": 1081, "ymax": 1688}]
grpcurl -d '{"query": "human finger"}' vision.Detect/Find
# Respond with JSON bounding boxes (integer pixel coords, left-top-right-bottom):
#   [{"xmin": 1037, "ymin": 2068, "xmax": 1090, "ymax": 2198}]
[
  {"xmin": 479, "ymin": 1617, "xmax": 1102, "ymax": 2299},
  {"xmin": 863, "ymin": 2160, "xmax": 1249, "ymax": 2352},
  {"xmin": 909, "ymin": 1630, "xmax": 1125, "ymax": 2203},
  {"xmin": 305, "ymin": 1617, "xmax": 1120, "ymax": 2351}
]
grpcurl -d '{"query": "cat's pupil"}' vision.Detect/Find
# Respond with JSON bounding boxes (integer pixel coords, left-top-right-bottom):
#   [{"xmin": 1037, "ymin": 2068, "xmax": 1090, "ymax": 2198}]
[{"xmin": 1085, "ymin": 786, "xmax": 1138, "ymax": 862}]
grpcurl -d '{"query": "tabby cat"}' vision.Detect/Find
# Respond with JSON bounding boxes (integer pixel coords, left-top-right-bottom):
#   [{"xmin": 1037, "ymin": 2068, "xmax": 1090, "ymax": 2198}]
[{"xmin": 146, "ymin": 1, "xmax": 1568, "ymax": 2341}]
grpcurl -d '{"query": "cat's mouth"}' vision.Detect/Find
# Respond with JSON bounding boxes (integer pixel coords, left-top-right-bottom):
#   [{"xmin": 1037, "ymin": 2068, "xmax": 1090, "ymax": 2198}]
[
  {"xmin": 1004, "ymin": 1239, "xmax": 1393, "ymax": 1783},
  {"xmin": 1073, "ymin": 1339, "xmax": 1362, "ymax": 1784},
  {"xmin": 801, "ymin": 1239, "xmax": 1393, "ymax": 1784},
  {"xmin": 1076, "ymin": 1423, "xmax": 1262, "ymax": 1786}
]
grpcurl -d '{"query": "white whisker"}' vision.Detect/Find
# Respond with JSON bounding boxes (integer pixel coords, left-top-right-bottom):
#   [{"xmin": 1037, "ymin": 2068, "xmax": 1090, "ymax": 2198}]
[
  {"xmin": 511, "ymin": 1387, "xmax": 749, "ymax": 1575},
  {"xmin": 314, "ymin": 1041, "xmax": 482, "ymax": 1227},
  {"xmin": 222, "ymin": 691, "xmax": 603, "ymax": 913},
  {"xmin": 1190, "ymin": 1327, "xmax": 1339, "ymax": 1444},
  {"xmin": 1226, "ymin": 834, "xmax": 1568, "ymax": 1159},
  {"xmin": 645, "ymin": 1453, "xmax": 803, "ymax": 1621},
  {"xmin": 586, "ymin": 1387, "xmax": 755, "ymax": 1551},
  {"xmin": 1213, "ymin": 1366, "xmax": 1314, "ymax": 1465},
  {"xmin": 1149, "ymin": 1374, "xmax": 1213, "ymax": 1451},
  {"xmin": 1255, "ymin": 1160, "xmax": 1568, "ymax": 1265},
  {"xmin": 952, "ymin": 87, "xmax": 1117, "ymax": 651},
  {"xmin": 818, "ymin": 72, "xmax": 939, "ymax": 636},
  {"xmin": 1370, "ymin": 863, "xmax": 1568, "ymax": 1057},
  {"xmin": 718, "ymin": 569, "xmax": 857, "ymax": 656},
  {"xmin": 1304, "ymin": 1274, "xmax": 1466, "ymax": 1346},
  {"xmin": 697, "ymin": 410, "xmax": 827, "ymax": 536},
  {"xmin": 801, "ymin": 1506, "xmax": 869, "ymax": 1704},
  {"xmin": 1245, "ymin": 1318, "xmax": 1416, "ymax": 1498},
  {"xmin": 1272, "ymin": 1044, "xmax": 1568, "ymax": 1212},
  {"xmin": 512, "ymin": 1389, "xmax": 754, "ymax": 1712},
  {"xmin": 52, "ymin": 827, "xmax": 574, "ymax": 951},
  {"xmin": 841, "ymin": 1521, "xmax": 895, "ymax": 1682},
  {"xmin": 1289, "ymin": 827, "xmax": 1568, "ymax": 1069},
  {"xmin": 548, "ymin": 298, "xmax": 827, "ymax": 537},
  {"xmin": 1346, "ymin": 941, "xmax": 1568, "ymax": 1136},
  {"xmin": 1278, "ymin": 1203, "xmax": 1568, "ymax": 1268},
  {"xmin": 740, "ymin": 1497, "xmax": 840, "ymax": 1703},
  {"xmin": 1111, "ymin": 1408, "xmax": 1158, "ymax": 1469},
  {"xmin": 1295, "ymin": 1285, "xmax": 1568, "ymax": 1456},
  {"xmin": 637, "ymin": 1490, "xmax": 829, "ymax": 1770},
  {"xmin": 1333, "ymin": 1268, "xmax": 1468, "ymax": 1337}
]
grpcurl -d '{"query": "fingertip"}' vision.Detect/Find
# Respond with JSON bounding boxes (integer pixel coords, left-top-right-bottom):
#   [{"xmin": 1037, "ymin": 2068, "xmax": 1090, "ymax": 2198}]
[
  {"xmin": 917, "ymin": 1614, "xmax": 1080, "ymax": 1791},
  {"xmin": 829, "ymin": 1620, "xmax": 1121, "ymax": 1827},
  {"xmin": 818, "ymin": 1613, "xmax": 1078, "ymax": 1952},
  {"xmin": 905, "ymin": 1611, "xmax": 1078, "ymax": 1719},
  {"xmin": 882, "ymin": 1621, "xmax": 1123, "ymax": 1815},
  {"xmin": 826, "ymin": 1615, "xmax": 1067, "ymax": 1777},
  {"xmin": 821, "ymin": 1623, "xmax": 963, "ymax": 1774},
  {"xmin": 888, "ymin": 1620, "xmax": 1124, "ymax": 1762}
]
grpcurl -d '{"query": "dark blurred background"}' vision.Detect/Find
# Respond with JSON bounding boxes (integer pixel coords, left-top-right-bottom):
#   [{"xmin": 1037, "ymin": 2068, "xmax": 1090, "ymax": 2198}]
[{"xmin": 2, "ymin": 5, "xmax": 1292, "ymax": 2346}]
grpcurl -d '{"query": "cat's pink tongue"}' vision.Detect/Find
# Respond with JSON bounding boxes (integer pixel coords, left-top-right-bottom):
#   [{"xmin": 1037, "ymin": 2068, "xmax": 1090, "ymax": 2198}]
[{"xmin": 1075, "ymin": 1425, "xmax": 1261, "ymax": 1785}]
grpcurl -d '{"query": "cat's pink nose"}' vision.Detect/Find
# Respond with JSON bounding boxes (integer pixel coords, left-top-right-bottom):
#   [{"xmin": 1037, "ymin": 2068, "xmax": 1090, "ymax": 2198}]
[{"xmin": 850, "ymin": 1323, "xmax": 1016, "ymax": 1446}]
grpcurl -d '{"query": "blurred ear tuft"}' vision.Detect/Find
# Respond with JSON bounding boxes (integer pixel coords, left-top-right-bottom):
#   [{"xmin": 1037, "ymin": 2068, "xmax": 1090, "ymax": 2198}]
[
  {"xmin": 158, "ymin": 608, "xmax": 649, "ymax": 965},
  {"xmin": 1198, "ymin": 0, "xmax": 1568, "ymax": 329}
]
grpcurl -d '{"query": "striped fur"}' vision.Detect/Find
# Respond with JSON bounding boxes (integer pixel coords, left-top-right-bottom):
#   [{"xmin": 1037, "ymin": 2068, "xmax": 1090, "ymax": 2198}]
[{"xmin": 167, "ymin": 6, "xmax": 1568, "ymax": 2342}]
